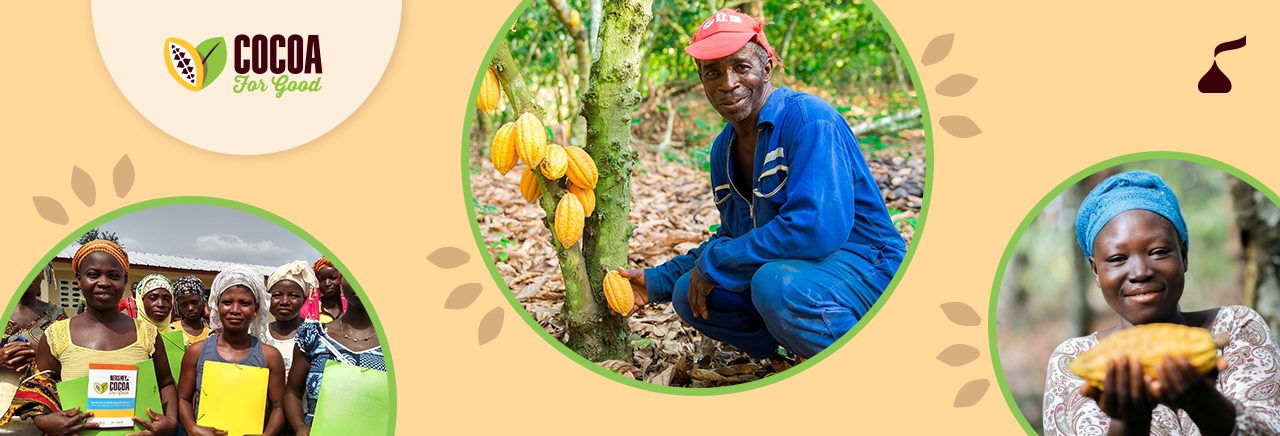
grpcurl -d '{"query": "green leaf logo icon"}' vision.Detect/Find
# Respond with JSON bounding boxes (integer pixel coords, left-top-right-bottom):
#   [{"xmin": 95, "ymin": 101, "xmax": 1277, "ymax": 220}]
[{"xmin": 196, "ymin": 37, "xmax": 226, "ymax": 89}]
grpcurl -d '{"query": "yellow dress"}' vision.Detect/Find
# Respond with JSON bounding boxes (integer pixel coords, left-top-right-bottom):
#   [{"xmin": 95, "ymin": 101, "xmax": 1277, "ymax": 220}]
[
  {"xmin": 45, "ymin": 318, "xmax": 157, "ymax": 380},
  {"xmin": 171, "ymin": 321, "xmax": 211, "ymax": 347}
]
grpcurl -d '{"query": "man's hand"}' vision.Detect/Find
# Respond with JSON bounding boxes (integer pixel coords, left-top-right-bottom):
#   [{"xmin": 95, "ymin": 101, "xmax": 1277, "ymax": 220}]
[
  {"xmin": 615, "ymin": 268, "xmax": 650, "ymax": 317},
  {"xmin": 688, "ymin": 267, "xmax": 713, "ymax": 320}
]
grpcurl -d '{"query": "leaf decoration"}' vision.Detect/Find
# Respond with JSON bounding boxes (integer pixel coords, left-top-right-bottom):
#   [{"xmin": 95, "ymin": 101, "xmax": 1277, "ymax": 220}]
[
  {"xmin": 941, "ymin": 302, "xmax": 981, "ymax": 326},
  {"xmin": 935, "ymin": 74, "xmax": 978, "ymax": 97},
  {"xmin": 427, "ymin": 246, "xmax": 471, "ymax": 269},
  {"xmin": 197, "ymin": 37, "xmax": 227, "ymax": 89},
  {"xmin": 33, "ymin": 196, "xmax": 69, "ymax": 225},
  {"xmin": 113, "ymin": 155, "xmax": 134, "ymax": 198},
  {"xmin": 921, "ymin": 33, "xmax": 955, "ymax": 66},
  {"xmin": 939, "ymin": 116, "xmax": 982, "ymax": 138},
  {"xmin": 936, "ymin": 344, "xmax": 980, "ymax": 366},
  {"xmin": 444, "ymin": 283, "xmax": 483, "ymax": 309},
  {"xmin": 71, "ymin": 166, "xmax": 96, "ymax": 206},
  {"xmin": 953, "ymin": 379, "xmax": 991, "ymax": 407},
  {"xmin": 478, "ymin": 306, "xmax": 504, "ymax": 345}
]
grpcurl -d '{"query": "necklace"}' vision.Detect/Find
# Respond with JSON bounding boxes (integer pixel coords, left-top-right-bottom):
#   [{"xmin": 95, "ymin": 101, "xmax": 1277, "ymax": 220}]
[{"xmin": 340, "ymin": 320, "xmax": 376, "ymax": 342}]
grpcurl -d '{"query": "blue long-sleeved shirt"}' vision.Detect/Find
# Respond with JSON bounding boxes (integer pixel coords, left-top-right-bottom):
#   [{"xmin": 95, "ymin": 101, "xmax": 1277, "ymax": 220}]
[{"xmin": 643, "ymin": 86, "xmax": 906, "ymax": 303}]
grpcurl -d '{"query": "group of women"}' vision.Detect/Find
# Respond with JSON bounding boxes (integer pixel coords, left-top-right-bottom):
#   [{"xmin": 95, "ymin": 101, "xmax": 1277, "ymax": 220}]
[{"xmin": 0, "ymin": 243, "xmax": 385, "ymax": 436}]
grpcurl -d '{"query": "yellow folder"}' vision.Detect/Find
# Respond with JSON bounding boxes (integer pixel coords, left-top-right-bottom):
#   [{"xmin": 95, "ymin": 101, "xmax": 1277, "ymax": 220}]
[{"xmin": 197, "ymin": 361, "xmax": 268, "ymax": 436}]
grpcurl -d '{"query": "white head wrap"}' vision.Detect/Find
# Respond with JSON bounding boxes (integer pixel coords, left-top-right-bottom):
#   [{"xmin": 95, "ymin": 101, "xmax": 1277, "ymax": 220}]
[
  {"xmin": 267, "ymin": 261, "xmax": 318, "ymax": 295},
  {"xmin": 210, "ymin": 265, "xmax": 270, "ymax": 342}
]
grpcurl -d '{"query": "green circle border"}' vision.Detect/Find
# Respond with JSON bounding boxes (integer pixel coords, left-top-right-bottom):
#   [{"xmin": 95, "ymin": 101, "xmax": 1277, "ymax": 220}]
[
  {"xmin": 988, "ymin": 151, "xmax": 1278, "ymax": 434},
  {"xmin": 459, "ymin": 0, "xmax": 934, "ymax": 395},
  {"xmin": 1, "ymin": 196, "xmax": 397, "ymax": 435}
]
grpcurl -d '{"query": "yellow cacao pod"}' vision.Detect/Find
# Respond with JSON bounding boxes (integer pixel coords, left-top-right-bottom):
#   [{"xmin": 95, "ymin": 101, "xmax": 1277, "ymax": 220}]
[
  {"xmin": 476, "ymin": 68, "xmax": 501, "ymax": 113},
  {"xmin": 490, "ymin": 122, "xmax": 519, "ymax": 175},
  {"xmin": 554, "ymin": 193, "xmax": 585, "ymax": 248},
  {"xmin": 541, "ymin": 143, "xmax": 569, "ymax": 180},
  {"xmin": 569, "ymin": 9, "xmax": 581, "ymax": 28},
  {"xmin": 569, "ymin": 183, "xmax": 595, "ymax": 217},
  {"xmin": 603, "ymin": 270, "xmax": 632, "ymax": 316},
  {"xmin": 1068, "ymin": 323, "xmax": 1218, "ymax": 390},
  {"xmin": 517, "ymin": 112, "xmax": 547, "ymax": 168},
  {"xmin": 564, "ymin": 146, "xmax": 598, "ymax": 190},
  {"xmin": 520, "ymin": 166, "xmax": 541, "ymax": 203}
]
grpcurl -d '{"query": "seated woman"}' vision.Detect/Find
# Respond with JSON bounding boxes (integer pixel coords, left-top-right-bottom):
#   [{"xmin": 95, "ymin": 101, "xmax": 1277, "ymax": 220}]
[
  {"xmin": 285, "ymin": 277, "xmax": 383, "ymax": 435},
  {"xmin": 1044, "ymin": 171, "xmax": 1280, "ymax": 435},
  {"xmin": 299, "ymin": 257, "xmax": 345, "ymax": 323},
  {"xmin": 136, "ymin": 274, "xmax": 177, "ymax": 334},
  {"xmin": 263, "ymin": 261, "xmax": 320, "ymax": 378},
  {"xmin": 170, "ymin": 276, "xmax": 211, "ymax": 347},
  {"xmin": 0, "ymin": 264, "xmax": 67, "ymax": 435},
  {"xmin": 177, "ymin": 266, "xmax": 286, "ymax": 436},
  {"xmin": 0, "ymin": 240, "xmax": 178, "ymax": 435}
]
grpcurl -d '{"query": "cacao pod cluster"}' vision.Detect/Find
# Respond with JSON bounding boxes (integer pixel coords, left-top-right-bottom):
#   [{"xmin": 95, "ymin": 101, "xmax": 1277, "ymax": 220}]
[
  {"xmin": 487, "ymin": 109, "xmax": 600, "ymax": 248},
  {"xmin": 1068, "ymin": 323, "xmax": 1218, "ymax": 390}
]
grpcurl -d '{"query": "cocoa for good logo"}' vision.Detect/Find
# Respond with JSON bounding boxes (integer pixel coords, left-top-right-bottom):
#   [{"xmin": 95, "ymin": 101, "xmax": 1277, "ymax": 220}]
[
  {"xmin": 164, "ymin": 34, "xmax": 323, "ymax": 98},
  {"xmin": 165, "ymin": 37, "xmax": 227, "ymax": 92}
]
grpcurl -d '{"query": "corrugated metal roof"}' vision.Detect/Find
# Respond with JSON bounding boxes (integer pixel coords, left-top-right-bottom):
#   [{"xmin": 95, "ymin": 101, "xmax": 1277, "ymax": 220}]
[{"xmin": 55, "ymin": 245, "xmax": 276, "ymax": 277}]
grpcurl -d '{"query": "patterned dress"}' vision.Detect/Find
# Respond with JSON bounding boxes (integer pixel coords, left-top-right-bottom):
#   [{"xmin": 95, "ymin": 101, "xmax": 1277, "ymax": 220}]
[
  {"xmin": 294, "ymin": 321, "xmax": 384, "ymax": 426},
  {"xmin": 1043, "ymin": 305, "xmax": 1280, "ymax": 435}
]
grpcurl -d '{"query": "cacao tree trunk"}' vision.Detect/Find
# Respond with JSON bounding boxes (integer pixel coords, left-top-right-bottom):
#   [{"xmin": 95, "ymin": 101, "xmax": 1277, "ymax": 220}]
[
  {"xmin": 475, "ymin": 107, "xmax": 495, "ymax": 155},
  {"xmin": 490, "ymin": 41, "xmax": 600, "ymax": 359},
  {"xmin": 1230, "ymin": 175, "xmax": 1280, "ymax": 333},
  {"xmin": 573, "ymin": 0, "xmax": 654, "ymax": 361}
]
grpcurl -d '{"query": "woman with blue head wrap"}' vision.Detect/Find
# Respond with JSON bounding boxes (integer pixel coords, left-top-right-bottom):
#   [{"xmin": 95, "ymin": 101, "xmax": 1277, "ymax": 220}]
[{"xmin": 1043, "ymin": 170, "xmax": 1280, "ymax": 435}]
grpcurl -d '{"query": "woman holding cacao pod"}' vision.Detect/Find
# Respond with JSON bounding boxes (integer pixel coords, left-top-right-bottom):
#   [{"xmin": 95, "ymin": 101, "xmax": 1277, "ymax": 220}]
[
  {"xmin": 0, "ymin": 240, "xmax": 180, "ymax": 436},
  {"xmin": 1043, "ymin": 171, "xmax": 1280, "ymax": 435}
]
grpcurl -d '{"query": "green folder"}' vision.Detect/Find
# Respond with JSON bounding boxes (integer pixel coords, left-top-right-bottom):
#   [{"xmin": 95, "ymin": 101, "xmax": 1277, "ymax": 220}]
[
  {"xmin": 310, "ymin": 361, "xmax": 389, "ymax": 436},
  {"xmin": 55, "ymin": 359, "xmax": 164, "ymax": 436},
  {"xmin": 160, "ymin": 330, "xmax": 186, "ymax": 382}
]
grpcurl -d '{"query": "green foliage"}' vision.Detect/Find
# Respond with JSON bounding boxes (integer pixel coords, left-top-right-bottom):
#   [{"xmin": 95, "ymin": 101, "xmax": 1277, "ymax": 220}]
[
  {"xmin": 489, "ymin": 232, "xmax": 515, "ymax": 262},
  {"xmin": 77, "ymin": 228, "xmax": 122, "ymax": 248}
]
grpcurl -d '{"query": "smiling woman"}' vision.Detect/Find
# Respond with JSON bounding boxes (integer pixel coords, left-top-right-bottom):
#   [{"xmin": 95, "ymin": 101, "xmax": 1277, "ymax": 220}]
[{"xmin": 0, "ymin": 199, "xmax": 395, "ymax": 435}]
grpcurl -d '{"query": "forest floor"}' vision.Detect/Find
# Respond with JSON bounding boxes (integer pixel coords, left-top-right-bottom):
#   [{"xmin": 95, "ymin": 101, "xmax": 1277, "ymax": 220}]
[{"xmin": 469, "ymin": 96, "xmax": 925, "ymax": 387}]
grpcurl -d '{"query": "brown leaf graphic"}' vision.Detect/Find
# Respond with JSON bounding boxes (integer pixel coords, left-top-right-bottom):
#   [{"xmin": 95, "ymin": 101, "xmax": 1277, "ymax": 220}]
[
  {"xmin": 478, "ymin": 306, "xmax": 504, "ymax": 345},
  {"xmin": 444, "ymin": 283, "xmax": 483, "ymax": 309},
  {"xmin": 935, "ymin": 74, "xmax": 978, "ymax": 97},
  {"xmin": 936, "ymin": 344, "xmax": 980, "ymax": 366},
  {"xmin": 70, "ymin": 167, "xmax": 96, "ymax": 206},
  {"xmin": 428, "ymin": 246, "xmax": 471, "ymax": 269},
  {"xmin": 921, "ymin": 33, "xmax": 955, "ymax": 66},
  {"xmin": 941, "ymin": 302, "xmax": 981, "ymax": 326},
  {"xmin": 33, "ymin": 196, "xmax": 69, "ymax": 225},
  {"xmin": 953, "ymin": 379, "xmax": 990, "ymax": 407},
  {"xmin": 113, "ymin": 155, "xmax": 134, "ymax": 198},
  {"xmin": 939, "ymin": 116, "xmax": 982, "ymax": 138}
]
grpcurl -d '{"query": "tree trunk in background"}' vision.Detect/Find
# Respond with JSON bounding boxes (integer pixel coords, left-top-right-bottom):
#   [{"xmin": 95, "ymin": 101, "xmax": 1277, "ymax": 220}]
[
  {"xmin": 490, "ymin": 41, "xmax": 600, "ymax": 359},
  {"xmin": 546, "ymin": 0, "xmax": 593, "ymax": 147},
  {"xmin": 1230, "ymin": 176, "xmax": 1280, "ymax": 333},
  {"xmin": 726, "ymin": 0, "xmax": 763, "ymax": 18},
  {"xmin": 575, "ymin": 0, "xmax": 654, "ymax": 360},
  {"xmin": 1066, "ymin": 170, "xmax": 1117, "ymax": 336},
  {"xmin": 475, "ymin": 107, "xmax": 495, "ymax": 155}
]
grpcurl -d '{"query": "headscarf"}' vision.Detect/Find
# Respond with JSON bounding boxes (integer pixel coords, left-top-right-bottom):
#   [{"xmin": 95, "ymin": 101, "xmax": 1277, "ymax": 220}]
[
  {"xmin": 268, "ymin": 261, "xmax": 318, "ymax": 294},
  {"xmin": 72, "ymin": 240, "xmax": 129, "ymax": 278},
  {"xmin": 209, "ymin": 266, "xmax": 270, "ymax": 342},
  {"xmin": 301, "ymin": 256, "xmax": 347, "ymax": 321},
  {"xmin": 134, "ymin": 274, "xmax": 174, "ymax": 329},
  {"xmin": 172, "ymin": 275, "xmax": 206, "ymax": 301},
  {"xmin": 1075, "ymin": 170, "xmax": 1189, "ymax": 259}
]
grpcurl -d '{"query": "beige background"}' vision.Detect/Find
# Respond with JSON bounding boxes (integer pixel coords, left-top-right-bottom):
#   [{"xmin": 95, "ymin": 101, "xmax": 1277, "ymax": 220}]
[{"xmin": 0, "ymin": 0, "xmax": 1276, "ymax": 434}]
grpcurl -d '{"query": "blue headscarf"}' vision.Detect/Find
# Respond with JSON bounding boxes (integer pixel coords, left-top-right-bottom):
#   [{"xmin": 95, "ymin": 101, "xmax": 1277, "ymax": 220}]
[{"xmin": 1075, "ymin": 170, "xmax": 1189, "ymax": 259}]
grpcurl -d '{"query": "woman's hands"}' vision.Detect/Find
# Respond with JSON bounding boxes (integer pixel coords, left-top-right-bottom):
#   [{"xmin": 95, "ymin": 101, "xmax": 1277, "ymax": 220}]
[
  {"xmin": 0, "ymin": 341, "xmax": 36, "ymax": 372},
  {"xmin": 1149, "ymin": 356, "xmax": 1236, "ymax": 436},
  {"xmin": 33, "ymin": 407, "xmax": 98, "ymax": 436},
  {"xmin": 127, "ymin": 407, "xmax": 177, "ymax": 436},
  {"xmin": 1081, "ymin": 357, "xmax": 1156, "ymax": 435}
]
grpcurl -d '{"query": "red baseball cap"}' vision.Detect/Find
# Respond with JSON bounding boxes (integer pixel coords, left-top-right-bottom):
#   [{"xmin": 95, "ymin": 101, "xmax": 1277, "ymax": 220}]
[{"xmin": 685, "ymin": 9, "xmax": 781, "ymax": 67}]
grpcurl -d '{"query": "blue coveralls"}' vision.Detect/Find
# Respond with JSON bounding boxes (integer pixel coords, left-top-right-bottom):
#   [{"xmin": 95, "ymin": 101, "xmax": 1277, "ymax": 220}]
[{"xmin": 643, "ymin": 86, "xmax": 906, "ymax": 359}]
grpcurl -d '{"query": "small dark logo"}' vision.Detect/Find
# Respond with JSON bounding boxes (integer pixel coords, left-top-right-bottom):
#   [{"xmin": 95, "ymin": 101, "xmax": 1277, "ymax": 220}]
[{"xmin": 1198, "ymin": 36, "xmax": 1246, "ymax": 93}]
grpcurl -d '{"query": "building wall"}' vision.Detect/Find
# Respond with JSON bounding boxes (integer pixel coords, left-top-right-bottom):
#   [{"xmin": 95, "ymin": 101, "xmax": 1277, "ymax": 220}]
[{"xmin": 49, "ymin": 262, "xmax": 221, "ymax": 317}]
